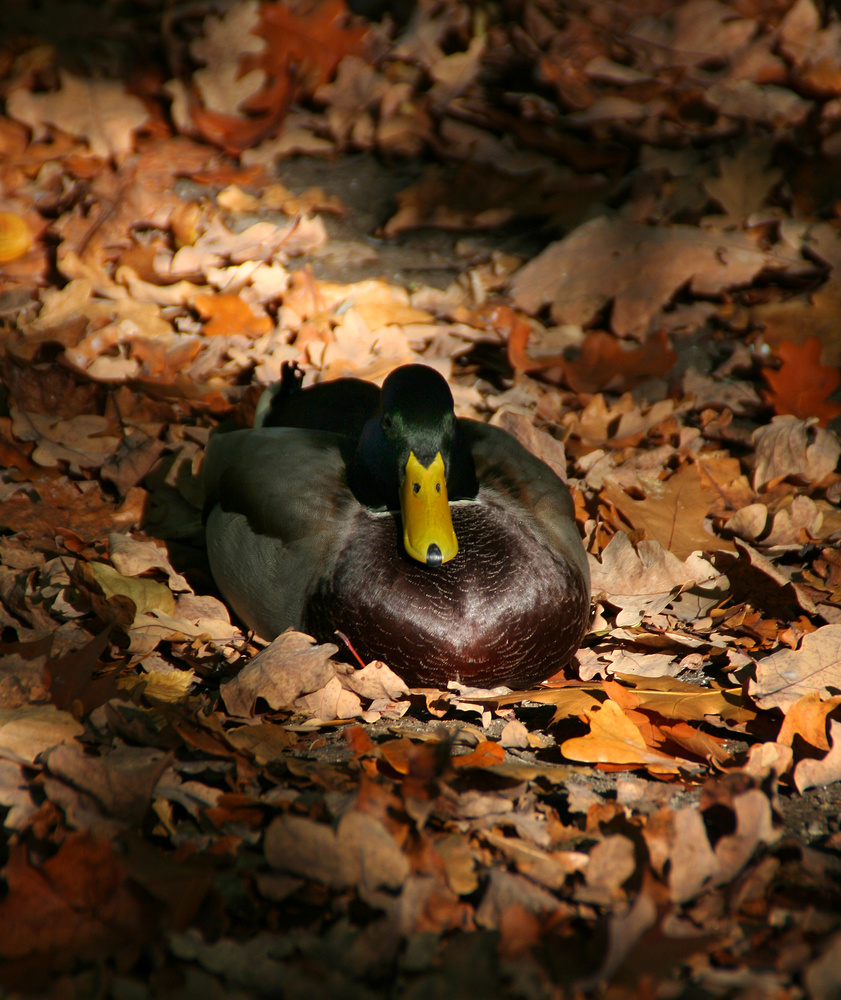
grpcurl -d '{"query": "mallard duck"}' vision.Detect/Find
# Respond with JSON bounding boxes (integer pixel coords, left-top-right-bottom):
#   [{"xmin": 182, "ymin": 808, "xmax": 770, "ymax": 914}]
[{"xmin": 202, "ymin": 364, "xmax": 590, "ymax": 689}]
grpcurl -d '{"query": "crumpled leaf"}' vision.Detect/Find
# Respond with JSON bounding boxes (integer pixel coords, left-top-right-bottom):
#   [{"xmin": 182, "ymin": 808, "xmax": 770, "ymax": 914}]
[
  {"xmin": 588, "ymin": 531, "xmax": 722, "ymax": 625},
  {"xmin": 752, "ymin": 416, "xmax": 841, "ymax": 491},
  {"xmin": 0, "ymin": 211, "xmax": 33, "ymax": 263},
  {"xmin": 603, "ymin": 463, "xmax": 735, "ymax": 561},
  {"xmin": 778, "ymin": 691, "xmax": 841, "ymax": 750},
  {"xmin": 220, "ymin": 631, "xmax": 339, "ymax": 716}
]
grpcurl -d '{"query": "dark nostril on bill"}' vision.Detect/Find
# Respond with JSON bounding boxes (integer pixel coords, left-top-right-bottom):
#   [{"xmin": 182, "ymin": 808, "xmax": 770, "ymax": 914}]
[
  {"xmin": 413, "ymin": 482, "xmax": 420, "ymax": 494},
  {"xmin": 426, "ymin": 543, "xmax": 442, "ymax": 567}
]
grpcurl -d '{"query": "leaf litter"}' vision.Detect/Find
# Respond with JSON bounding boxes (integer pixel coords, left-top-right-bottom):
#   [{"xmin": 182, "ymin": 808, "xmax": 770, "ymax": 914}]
[{"xmin": 2, "ymin": 0, "xmax": 841, "ymax": 997}]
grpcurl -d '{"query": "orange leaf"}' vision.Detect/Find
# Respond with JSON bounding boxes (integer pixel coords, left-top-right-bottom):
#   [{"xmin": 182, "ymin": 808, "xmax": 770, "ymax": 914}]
[
  {"xmin": 502, "ymin": 306, "xmax": 677, "ymax": 393},
  {"xmin": 560, "ymin": 700, "xmax": 697, "ymax": 773},
  {"xmin": 762, "ymin": 336, "xmax": 841, "ymax": 427},
  {"xmin": 452, "ymin": 740, "xmax": 505, "ymax": 769},
  {"xmin": 777, "ymin": 691, "xmax": 841, "ymax": 751},
  {"xmin": 253, "ymin": 0, "xmax": 369, "ymax": 97},
  {"xmin": 193, "ymin": 293, "xmax": 274, "ymax": 338},
  {"xmin": 0, "ymin": 211, "xmax": 33, "ymax": 263},
  {"xmin": 0, "ymin": 834, "xmax": 151, "ymax": 966}
]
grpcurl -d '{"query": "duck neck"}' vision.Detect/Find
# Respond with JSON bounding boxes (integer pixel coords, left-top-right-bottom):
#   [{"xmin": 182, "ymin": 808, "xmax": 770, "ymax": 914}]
[{"xmin": 348, "ymin": 419, "xmax": 478, "ymax": 511}]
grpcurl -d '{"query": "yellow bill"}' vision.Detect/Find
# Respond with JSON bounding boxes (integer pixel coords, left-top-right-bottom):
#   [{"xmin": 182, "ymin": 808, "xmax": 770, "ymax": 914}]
[{"xmin": 400, "ymin": 451, "xmax": 458, "ymax": 567}]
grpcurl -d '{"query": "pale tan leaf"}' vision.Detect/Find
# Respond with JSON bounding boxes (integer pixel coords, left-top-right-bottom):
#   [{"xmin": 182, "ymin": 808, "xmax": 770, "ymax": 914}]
[
  {"xmin": 794, "ymin": 719, "xmax": 841, "ymax": 793},
  {"xmin": 7, "ymin": 71, "xmax": 149, "ymax": 159},
  {"xmin": 752, "ymin": 416, "xmax": 841, "ymax": 491},
  {"xmin": 750, "ymin": 624, "xmax": 841, "ymax": 711},
  {"xmin": 510, "ymin": 216, "xmax": 806, "ymax": 339},
  {"xmin": 0, "ymin": 706, "xmax": 84, "ymax": 765},
  {"xmin": 264, "ymin": 810, "xmax": 409, "ymax": 891},
  {"xmin": 220, "ymin": 631, "xmax": 339, "ymax": 717}
]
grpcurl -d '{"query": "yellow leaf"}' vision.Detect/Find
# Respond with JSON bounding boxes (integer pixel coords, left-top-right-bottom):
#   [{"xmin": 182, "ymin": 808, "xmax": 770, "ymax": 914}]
[
  {"xmin": 91, "ymin": 561, "xmax": 176, "ymax": 616},
  {"xmin": 613, "ymin": 673, "xmax": 756, "ymax": 724}
]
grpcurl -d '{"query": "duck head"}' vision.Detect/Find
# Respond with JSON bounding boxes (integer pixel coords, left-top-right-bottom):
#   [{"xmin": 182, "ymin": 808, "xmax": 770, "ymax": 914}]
[{"xmin": 351, "ymin": 365, "xmax": 478, "ymax": 568}]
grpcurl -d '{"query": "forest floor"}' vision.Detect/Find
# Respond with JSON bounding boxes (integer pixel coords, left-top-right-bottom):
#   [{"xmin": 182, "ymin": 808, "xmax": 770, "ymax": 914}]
[{"xmin": 2, "ymin": 1, "xmax": 841, "ymax": 998}]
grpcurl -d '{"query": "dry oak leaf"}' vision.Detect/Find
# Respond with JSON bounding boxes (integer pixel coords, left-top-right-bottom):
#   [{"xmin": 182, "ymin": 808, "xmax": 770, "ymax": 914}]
[
  {"xmin": 777, "ymin": 691, "xmax": 841, "ymax": 751},
  {"xmin": 253, "ymin": 0, "xmax": 370, "ymax": 95},
  {"xmin": 752, "ymin": 416, "xmax": 841, "ymax": 491},
  {"xmin": 220, "ymin": 630, "xmax": 338, "ymax": 716},
  {"xmin": 761, "ymin": 336, "xmax": 841, "ymax": 427},
  {"xmin": 509, "ymin": 215, "xmax": 806, "ymax": 339},
  {"xmin": 264, "ymin": 810, "xmax": 409, "ymax": 892},
  {"xmin": 665, "ymin": 789, "xmax": 778, "ymax": 904},
  {"xmin": 628, "ymin": 0, "xmax": 756, "ymax": 69},
  {"xmin": 191, "ymin": 1, "xmax": 267, "ymax": 116},
  {"xmin": 779, "ymin": 0, "xmax": 841, "ymax": 97},
  {"xmin": 559, "ymin": 700, "xmax": 698, "ymax": 773},
  {"xmin": 10, "ymin": 409, "xmax": 120, "ymax": 471},
  {"xmin": 108, "ymin": 533, "xmax": 191, "ymax": 594},
  {"xmin": 704, "ymin": 80, "xmax": 812, "ymax": 128},
  {"xmin": 750, "ymin": 624, "xmax": 841, "ymax": 712},
  {"xmin": 603, "ymin": 463, "xmax": 736, "ymax": 562},
  {"xmin": 6, "ymin": 71, "xmax": 149, "ymax": 160},
  {"xmin": 193, "ymin": 293, "xmax": 274, "ymax": 338},
  {"xmin": 0, "ymin": 705, "xmax": 84, "ymax": 765},
  {"xmin": 506, "ymin": 312, "xmax": 677, "ymax": 393},
  {"xmin": 42, "ymin": 742, "xmax": 172, "ymax": 826},
  {"xmin": 794, "ymin": 718, "xmax": 841, "ymax": 793},
  {"xmin": 188, "ymin": 0, "xmax": 370, "ymax": 152},
  {"xmin": 0, "ymin": 479, "xmax": 146, "ymax": 549},
  {"xmin": 0, "ymin": 834, "xmax": 152, "ymax": 965},
  {"xmin": 588, "ymin": 531, "xmax": 720, "ymax": 626},
  {"xmin": 609, "ymin": 673, "xmax": 756, "ymax": 726},
  {"xmin": 703, "ymin": 139, "xmax": 783, "ymax": 226}
]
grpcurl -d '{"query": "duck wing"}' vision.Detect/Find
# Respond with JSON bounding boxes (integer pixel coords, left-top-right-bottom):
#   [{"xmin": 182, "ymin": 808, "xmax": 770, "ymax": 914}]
[{"xmin": 201, "ymin": 427, "xmax": 360, "ymax": 638}]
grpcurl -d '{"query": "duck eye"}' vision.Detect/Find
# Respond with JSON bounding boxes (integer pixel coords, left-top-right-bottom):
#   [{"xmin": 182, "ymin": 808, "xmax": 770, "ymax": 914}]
[
  {"xmin": 412, "ymin": 482, "xmax": 420, "ymax": 494},
  {"xmin": 382, "ymin": 414, "xmax": 392, "ymax": 432}
]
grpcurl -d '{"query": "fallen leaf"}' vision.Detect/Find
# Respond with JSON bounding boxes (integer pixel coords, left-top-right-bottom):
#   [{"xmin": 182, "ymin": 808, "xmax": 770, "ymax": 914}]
[
  {"xmin": 588, "ymin": 531, "xmax": 721, "ymax": 625},
  {"xmin": 0, "ymin": 705, "xmax": 84, "ymax": 765},
  {"xmin": 560, "ymin": 700, "xmax": 696, "ymax": 772},
  {"xmin": 703, "ymin": 139, "xmax": 783, "ymax": 226},
  {"xmin": 0, "ymin": 211, "xmax": 33, "ymax": 263},
  {"xmin": 220, "ymin": 631, "xmax": 339, "ymax": 716},
  {"xmin": 507, "ymin": 315, "xmax": 677, "ymax": 393},
  {"xmin": 778, "ymin": 691, "xmax": 841, "ymax": 750},
  {"xmin": 0, "ymin": 834, "xmax": 152, "ymax": 965},
  {"xmin": 761, "ymin": 337, "xmax": 841, "ymax": 426},
  {"xmin": 43, "ymin": 742, "xmax": 172, "ymax": 826},
  {"xmin": 752, "ymin": 415, "xmax": 841, "ymax": 491},
  {"xmin": 91, "ymin": 561, "xmax": 176, "ymax": 617},
  {"xmin": 264, "ymin": 809, "xmax": 409, "ymax": 892},
  {"xmin": 603, "ymin": 463, "xmax": 736, "ymax": 561},
  {"xmin": 7, "ymin": 71, "xmax": 149, "ymax": 160},
  {"xmin": 609, "ymin": 674, "xmax": 756, "ymax": 725},
  {"xmin": 510, "ymin": 215, "xmax": 806, "ymax": 339},
  {"xmin": 750, "ymin": 624, "xmax": 841, "ymax": 711},
  {"xmin": 193, "ymin": 293, "xmax": 274, "ymax": 338}
]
